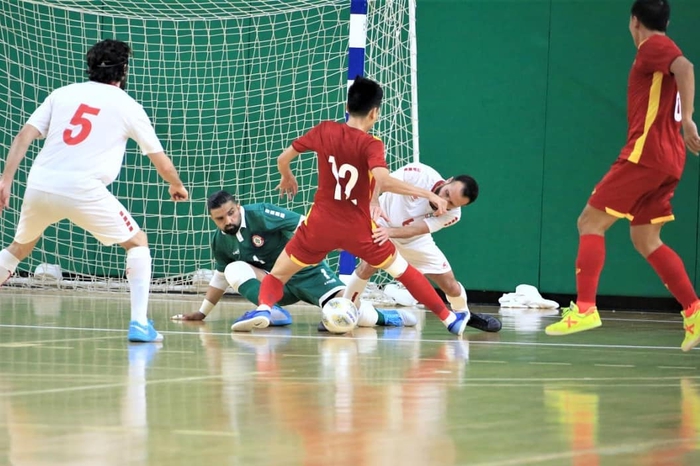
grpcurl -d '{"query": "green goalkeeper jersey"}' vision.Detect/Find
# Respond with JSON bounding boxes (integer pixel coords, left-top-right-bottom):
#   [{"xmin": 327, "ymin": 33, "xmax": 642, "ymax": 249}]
[{"xmin": 211, "ymin": 203, "xmax": 313, "ymax": 275}]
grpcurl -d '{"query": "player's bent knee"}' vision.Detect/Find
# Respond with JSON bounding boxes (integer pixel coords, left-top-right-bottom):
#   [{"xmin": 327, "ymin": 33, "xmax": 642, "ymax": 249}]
[
  {"xmin": 120, "ymin": 230, "xmax": 148, "ymax": 250},
  {"xmin": 224, "ymin": 261, "xmax": 257, "ymax": 291},
  {"xmin": 382, "ymin": 254, "xmax": 408, "ymax": 278},
  {"xmin": 442, "ymin": 280, "xmax": 462, "ymax": 297},
  {"xmin": 355, "ymin": 261, "xmax": 377, "ymax": 280}
]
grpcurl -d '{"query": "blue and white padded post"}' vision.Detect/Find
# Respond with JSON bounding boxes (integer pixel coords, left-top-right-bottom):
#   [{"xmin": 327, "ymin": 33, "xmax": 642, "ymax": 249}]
[{"xmin": 338, "ymin": 0, "xmax": 369, "ymax": 280}]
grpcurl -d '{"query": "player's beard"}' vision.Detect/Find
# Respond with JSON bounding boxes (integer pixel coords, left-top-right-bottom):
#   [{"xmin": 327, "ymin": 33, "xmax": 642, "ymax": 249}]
[{"xmin": 223, "ymin": 223, "xmax": 240, "ymax": 235}]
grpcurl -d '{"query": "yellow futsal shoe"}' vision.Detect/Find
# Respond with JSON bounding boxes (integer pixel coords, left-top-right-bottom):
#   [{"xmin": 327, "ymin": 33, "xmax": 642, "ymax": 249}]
[
  {"xmin": 545, "ymin": 302, "xmax": 601, "ymax": 336},
  {"xmin": 681, "ymin": 303, "xmax": 700, "ymax": 352}
]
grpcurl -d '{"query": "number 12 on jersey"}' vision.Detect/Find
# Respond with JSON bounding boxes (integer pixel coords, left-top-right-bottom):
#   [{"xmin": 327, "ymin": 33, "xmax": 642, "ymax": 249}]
[{"xmin": 328, "ymin": 156, "xmax": 359, "ymax": 204}]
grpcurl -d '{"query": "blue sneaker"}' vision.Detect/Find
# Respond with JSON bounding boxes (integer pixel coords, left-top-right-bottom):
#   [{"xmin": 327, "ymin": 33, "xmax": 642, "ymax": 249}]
[
  {"xmin": 270, "ymin": 305, "xmax": 293, "ymax": 326},
  {"xmin": 127, "ymin": 320, "xmax": 163, "ymax": 343},
  {"xmin": 447, "ymin": 312, "xmax": 470, "ymax": 337},
  {"xmin": 231, "ymin": 310, "xmax": 271, "ymax": 332},
  {"xmin": 379, "ymin": 309, "xmax": 418, "ymax": 327}
]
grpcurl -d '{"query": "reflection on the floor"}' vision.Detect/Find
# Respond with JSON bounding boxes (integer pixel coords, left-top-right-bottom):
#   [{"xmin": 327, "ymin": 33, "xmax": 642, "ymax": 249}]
[{"xmin": 0, "ymin": 290, "xmax": 698, "ymax": 465}]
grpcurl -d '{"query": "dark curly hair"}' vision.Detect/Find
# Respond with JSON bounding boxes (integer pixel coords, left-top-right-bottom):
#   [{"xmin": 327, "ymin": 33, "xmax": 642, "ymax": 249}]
[{"xmin": 86, "ymin": 39, "xmax": 131, "ymax": 86}]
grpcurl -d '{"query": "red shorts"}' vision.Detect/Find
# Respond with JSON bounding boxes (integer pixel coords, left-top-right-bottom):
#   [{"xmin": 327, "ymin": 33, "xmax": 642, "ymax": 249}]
[
  {"xmin": 285, "ymin": 208, "xmax": 396, "ymax": 268},
  {"xmin": 588, "ymin": 159, "xmax": 679, "ymax": 226}
]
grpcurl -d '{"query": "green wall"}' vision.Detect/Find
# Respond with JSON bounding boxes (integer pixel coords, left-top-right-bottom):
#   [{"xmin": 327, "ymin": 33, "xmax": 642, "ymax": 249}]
[{"xmin": 418, "ymin": 0, "xmax": 700, "ymax": 299}]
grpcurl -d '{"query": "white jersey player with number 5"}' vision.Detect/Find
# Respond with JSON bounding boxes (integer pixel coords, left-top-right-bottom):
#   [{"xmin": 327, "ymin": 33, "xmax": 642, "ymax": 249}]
[
  {"xmin": 0, "ymin": 39, "xmax": 188, "ymax": 343},
  {"xmin": 343, "ymin": 162, "xmax": 501, "ymax": 333}
]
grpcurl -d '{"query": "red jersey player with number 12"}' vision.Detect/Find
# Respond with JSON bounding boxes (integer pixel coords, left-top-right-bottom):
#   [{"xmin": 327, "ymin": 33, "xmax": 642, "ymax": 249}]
[
  {"xmin": 546, "ymin": 0, "xmax": 700, "ymax": 351},
  {"xmin": 235, "ymin": 76, "xmax": 470, "ymax": 336}
]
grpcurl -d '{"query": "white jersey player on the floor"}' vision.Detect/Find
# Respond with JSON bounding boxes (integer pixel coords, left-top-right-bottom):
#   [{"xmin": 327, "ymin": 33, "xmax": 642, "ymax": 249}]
[
  {"xmin": 343, "ymin": 162, "xmax": 499, "ymax": 332},
  {"xmin": 0, "ymin": 39, "xmax": 188, "ymax": 342}
]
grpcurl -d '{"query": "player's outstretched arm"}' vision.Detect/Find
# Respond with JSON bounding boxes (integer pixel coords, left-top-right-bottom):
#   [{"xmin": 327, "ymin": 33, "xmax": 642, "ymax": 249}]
[
  {"xmin": 276, "ymin": 145, "xmax": 300, "ymax": 200},
  {"xmin": 671, "ymin": 56, "xmax": 700, "ymax": 155},
  {"xmin": 372, "ymin": 223, "xmax": 430, "ymax": 245},
  {"xmin": 0, "ymin": 125, "xmax": 41, "ymax": 209},
  {"xmin": 146, "ymin": 151, "xmax": 189, "ymax": 201},
  {"xmin": 172, "ymin": 285, "xmax": 226, "ymax": 321},
  {"xmin": 371, "ymin": 167, "xmax": 448, "ymax": 215}
]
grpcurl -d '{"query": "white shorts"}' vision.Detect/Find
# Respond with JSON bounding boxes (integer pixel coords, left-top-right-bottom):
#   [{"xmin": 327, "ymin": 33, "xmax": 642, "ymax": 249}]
[
  {"xmin": 14, "ymin": 188, "xmax": 141, "ymax": 246},
  {"xmin": 392, "ymin": 234, "xmax": 451, "ymax": 275}
]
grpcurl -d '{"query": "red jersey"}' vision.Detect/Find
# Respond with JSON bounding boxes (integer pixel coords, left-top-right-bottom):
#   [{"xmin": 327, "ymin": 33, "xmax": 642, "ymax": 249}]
[
  {"xmin": 292, "ymin": 121, "xmax": 387, "ymax": 222},
  {"xmin": 620, "ymin": 34, "xmax": 685, "ymax": 178}
]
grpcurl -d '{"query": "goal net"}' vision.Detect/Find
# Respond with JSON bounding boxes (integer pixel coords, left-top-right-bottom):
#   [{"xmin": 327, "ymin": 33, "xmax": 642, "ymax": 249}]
[{"xmin": 0, "ymin": 0, "xmax": 418, "ymax": 294}]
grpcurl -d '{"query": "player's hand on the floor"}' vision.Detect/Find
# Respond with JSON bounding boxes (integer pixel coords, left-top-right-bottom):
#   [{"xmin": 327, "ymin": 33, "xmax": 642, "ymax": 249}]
[
  {"xmin": 372, "ymin": 226, "xmax": 391, "ymax": 245},
  {"xmin": 276, "ymin": 174, "xmax": 298, "ymax": 200},
  {"xmin": 682, "ymin": 120, "xmax": 700, "ymax": 155},
  {"xmin": 171, "ymin": 311, "xmax": 206, "ymax": 321},
  {"xmin": 370, "ymin": 203, "xmax": 389, "ymax": 223},
  {"xmin": 169, "ymin": 183, "xmax": 189, "ymax": 201},
  {"xmin": 0, "ymin": 179, "xmax": 11, "ymax": 210},
  {"xmin": 429, "ymin": 193, "xmax": 448, "ymax": 216}
]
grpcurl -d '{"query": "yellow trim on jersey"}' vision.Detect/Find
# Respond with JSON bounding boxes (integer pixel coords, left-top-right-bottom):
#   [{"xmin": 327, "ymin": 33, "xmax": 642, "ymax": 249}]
[
  {"xmin": 289, "ymin": 254, "xmax": 317, "ymax": 267},
  {"xmin": 604, "ymin": 207, "xmax": 634, "ymax": 221},
  {"xmin": 371, "ymin": 253, "xmax": 395, "ymax": 270},
  {"xmin": 651, "ymin": 214, "xmax": 675, "ymax": 224},
  {"xmin": 304, "ymin": 204, "xmax": 314, "ymax": 225},
  {"xmin": 628, "ymin": 71, "xmax": 663, "ymax": 163}
]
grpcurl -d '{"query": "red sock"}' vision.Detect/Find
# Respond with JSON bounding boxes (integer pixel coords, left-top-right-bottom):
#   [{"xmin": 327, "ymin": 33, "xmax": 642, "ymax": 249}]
[
  {"xmin": 397, "ymin": 265, "xmax": 451, "ymax": 321},
  {"xmin": 646, "ymin": 244, "xmax": 698, "ymax": 312},
  {"xmin": 575, "ymin": 234, "xmax": 605, "ymax": 311},
  {"xmin": 258, "ymin": 274, "xmax": 284, "ymax": 308}
]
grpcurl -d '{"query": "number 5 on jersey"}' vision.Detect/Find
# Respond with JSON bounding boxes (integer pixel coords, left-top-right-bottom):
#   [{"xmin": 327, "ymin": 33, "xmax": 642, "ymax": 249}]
[
  {"xmin": 329, "ymin": 156, "xmax": 359, "ymax": 204},
  {"xmin": 63, "ymin": 103, "xmax": 101, "ymax": 145}
]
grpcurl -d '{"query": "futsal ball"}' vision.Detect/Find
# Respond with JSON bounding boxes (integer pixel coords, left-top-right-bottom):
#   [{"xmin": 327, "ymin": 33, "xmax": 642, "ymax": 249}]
[{"xmin": 321, "ymin": 298, "xmax": 360, "ymax": 334}]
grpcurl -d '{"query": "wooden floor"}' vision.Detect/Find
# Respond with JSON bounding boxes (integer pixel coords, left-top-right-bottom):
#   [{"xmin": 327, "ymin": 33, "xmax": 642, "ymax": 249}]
[{"xmin": 0, "ymin": 290, "xmax": 699, "ymax": 465}]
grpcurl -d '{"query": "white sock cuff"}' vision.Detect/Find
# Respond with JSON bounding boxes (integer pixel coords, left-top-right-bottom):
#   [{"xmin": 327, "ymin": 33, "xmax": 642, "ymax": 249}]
[
  {"xmin": 384, "ymin": 254, "xmax": 409, "ymax": 278},
  {"xmin": 446, "ymin": 282, "xmax": 469, "ymax": 310},
  {"xmin": 127, "ymin": 246, "xmax": 151, "ymax": 259},
  {"xmin": 0, "ymin": 250, "xmax": 20, "ymax": 272}
]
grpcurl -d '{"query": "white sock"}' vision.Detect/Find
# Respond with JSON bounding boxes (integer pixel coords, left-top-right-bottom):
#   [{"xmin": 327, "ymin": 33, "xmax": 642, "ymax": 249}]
[
  {"xmin": 357, "ymin": 301, "xmax": 379, "ymax": 327},
  {"xmin": 127, "ymin": 247, "xmax": 151, "ymax": 325},
  {"xmin": 342, "ymin": 271, "xmax": 369, "ymax": 307},
  {"xmin": 442, "ymin": 312, "xmax": 456, "ymax": 327},
  {"xmin": 0, "ymin": 250, "xmax": 20, "ymax": 285},
  {"xmin": 446, "ymin": 283, "xmax": 469, "ymax": 312}
]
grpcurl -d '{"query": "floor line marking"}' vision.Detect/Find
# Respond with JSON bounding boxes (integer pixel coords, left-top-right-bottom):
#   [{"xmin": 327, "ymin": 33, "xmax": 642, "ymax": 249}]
[
  {"xmin": 471, "ymin": 437, "xmax": 697, "ymax": 466},
  {"xmin": 594, "ymin": 364, "xmax": 635, "ymax": 368},
  {"xmin": 0, "ymin": 323, "xmax": 696, "ymax": 351},
  {"xmin": 0, "ymin": 374, "xmax": 225, "ymax": 398}
]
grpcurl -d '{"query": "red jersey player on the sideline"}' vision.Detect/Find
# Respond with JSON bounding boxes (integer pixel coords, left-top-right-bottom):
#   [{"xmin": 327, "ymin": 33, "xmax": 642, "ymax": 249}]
[
  {"xmin": 546, "ymin": 0, "xmax": 700, "ymax": 351},
  {"xmin": 232, "ymin": 76, "xmax": 471, "ymax": 337}
]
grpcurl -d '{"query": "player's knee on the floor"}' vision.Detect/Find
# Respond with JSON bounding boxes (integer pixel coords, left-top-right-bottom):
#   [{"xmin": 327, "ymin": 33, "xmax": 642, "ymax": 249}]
[
  {"xmin": 224, "ymin": 261, "xmax": 257, "ymax": 291},
  {"xmin": 382, "ymin": 254, "xmax": 408, "ymax": 278}
]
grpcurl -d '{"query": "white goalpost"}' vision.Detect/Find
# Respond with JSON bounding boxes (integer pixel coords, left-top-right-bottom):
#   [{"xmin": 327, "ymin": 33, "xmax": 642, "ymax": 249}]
[{"xmin": 0, "ymin": 0, "xmax": 419, "ymax": 294}]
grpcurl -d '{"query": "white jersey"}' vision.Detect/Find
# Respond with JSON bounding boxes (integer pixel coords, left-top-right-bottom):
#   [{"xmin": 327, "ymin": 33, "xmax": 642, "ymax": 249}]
[
  {"xmin": 25, "ymin": 81, "xmax": 164, "ymax": 199},
  {"xmin": 379, "ymin": 162, "xmax": 461, "ymax": 235}
]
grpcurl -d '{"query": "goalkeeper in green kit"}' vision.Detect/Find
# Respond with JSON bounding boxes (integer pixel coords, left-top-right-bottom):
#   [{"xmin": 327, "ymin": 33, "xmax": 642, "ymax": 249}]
[{"xmin": 172, "ymin": 190, "xmax": 417, "ymax": 331}]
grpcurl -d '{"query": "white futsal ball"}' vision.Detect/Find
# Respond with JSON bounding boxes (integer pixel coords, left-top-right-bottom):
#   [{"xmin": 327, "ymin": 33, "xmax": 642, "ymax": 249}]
[{"xmin": 321, "ymin": 298, "xmax": 360, "ymax": 334}]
